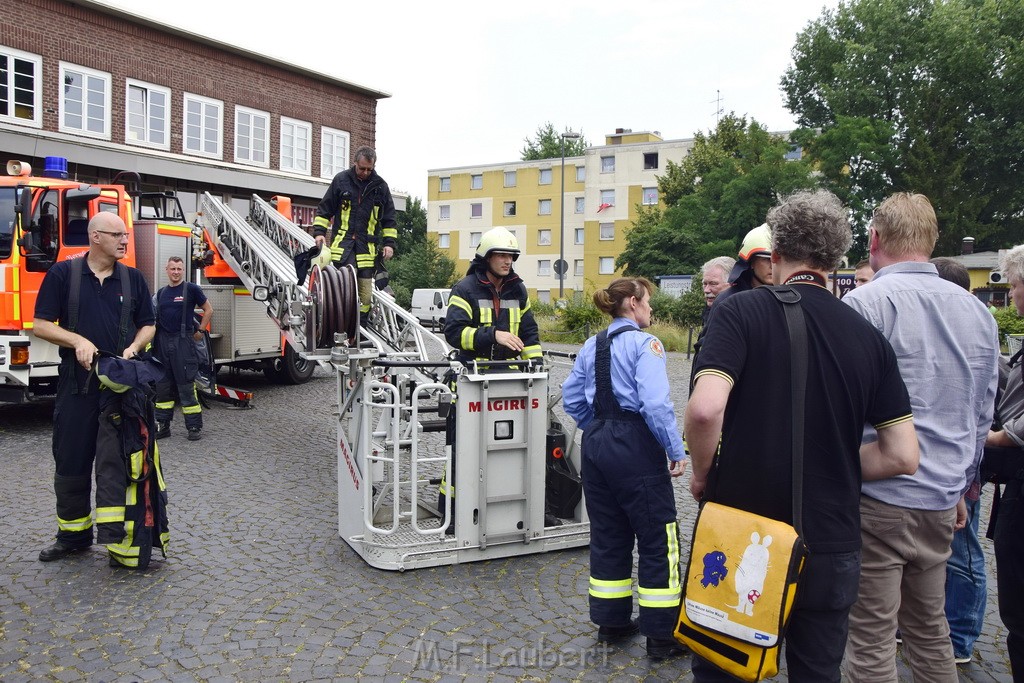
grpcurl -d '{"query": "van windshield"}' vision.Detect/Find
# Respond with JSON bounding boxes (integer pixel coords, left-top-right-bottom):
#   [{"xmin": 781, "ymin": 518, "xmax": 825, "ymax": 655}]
[{"xmin": 0, "ymin": 187, "xmax": 16, "ymax": 259}]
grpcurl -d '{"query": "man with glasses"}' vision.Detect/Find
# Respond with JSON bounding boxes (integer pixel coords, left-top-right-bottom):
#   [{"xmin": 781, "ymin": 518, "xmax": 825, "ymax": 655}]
[{"xmin": 32, "ymin": 212, "xmax": 155, "ymax": 562}]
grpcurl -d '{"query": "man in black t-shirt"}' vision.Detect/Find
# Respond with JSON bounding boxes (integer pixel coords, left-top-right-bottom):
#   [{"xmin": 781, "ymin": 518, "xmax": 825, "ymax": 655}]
[
  {"xmin": 33, "ymin": 212, "xmax": 155, "ymax": 562},
  {"xmin": 684, "ymin": 190, "xmax": 919, "ymax": 682}
]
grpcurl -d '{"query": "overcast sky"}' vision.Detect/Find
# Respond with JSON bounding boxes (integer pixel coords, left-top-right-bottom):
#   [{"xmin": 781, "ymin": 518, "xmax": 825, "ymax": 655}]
[{"xmin": 96, "ymin": 0, "xmax": 840, "ymax": 203}]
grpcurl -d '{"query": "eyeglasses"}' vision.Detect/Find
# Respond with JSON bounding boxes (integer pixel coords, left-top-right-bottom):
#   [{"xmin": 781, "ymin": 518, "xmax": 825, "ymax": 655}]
[{"xmin": 95, "ymin": 230, "xmax": 130, "ymax": 240}]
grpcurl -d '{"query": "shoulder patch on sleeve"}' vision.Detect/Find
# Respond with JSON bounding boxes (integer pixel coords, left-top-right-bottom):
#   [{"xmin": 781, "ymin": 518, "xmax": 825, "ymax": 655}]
[{"xmin": 648, "ymin": 338, "xmax": 664, "ymax": 358}]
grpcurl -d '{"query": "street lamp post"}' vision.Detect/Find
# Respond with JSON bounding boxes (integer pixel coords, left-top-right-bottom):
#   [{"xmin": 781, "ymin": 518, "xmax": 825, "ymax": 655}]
[{"xmin": 559, "ymin": 131, "xmax": 580, "ymax": 299}]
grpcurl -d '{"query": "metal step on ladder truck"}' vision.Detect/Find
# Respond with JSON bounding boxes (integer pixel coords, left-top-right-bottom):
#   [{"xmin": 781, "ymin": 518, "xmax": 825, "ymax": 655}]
[{"xmin": 197, "ymin": 192, "xmax": 590, "ymax": 570}]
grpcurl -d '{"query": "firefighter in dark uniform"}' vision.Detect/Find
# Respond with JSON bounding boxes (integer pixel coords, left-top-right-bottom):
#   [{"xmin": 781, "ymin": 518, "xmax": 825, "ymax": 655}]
[
  {"xmin": 438, "ymin": 227, "xmax": 543, "ymax": 529},
  {"xmin": 32, "ymin": 212, "xmax": 156, "ymax": 562},
  {"xmin": 312, "ymin": 146, "xmax": 397, "ymax": 326},
  {"xmin": 562, "ymin": 277, "xmax": 688, "ymax": 660},
  {"xmin": 153, "ymin": 256, "xmax": 212, "ymax": 441}
]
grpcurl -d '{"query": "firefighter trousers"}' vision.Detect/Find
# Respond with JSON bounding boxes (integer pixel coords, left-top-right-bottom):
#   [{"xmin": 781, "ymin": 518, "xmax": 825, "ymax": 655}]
[
  {"xmin": 51, "ymin": 375, "xmax": 102, "ymax": 548},
  {"xmin": 582, "ymin": 413, "xmax": 681, "ymax": 638},
  {"xmin": 154, "ymin": 331, "xmax": 202, "ymax": 429}
]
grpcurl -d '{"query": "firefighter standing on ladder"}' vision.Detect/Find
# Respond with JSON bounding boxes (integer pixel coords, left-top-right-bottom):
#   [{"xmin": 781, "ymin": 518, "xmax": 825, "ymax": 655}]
[{"xmin": 312, "ymin": 146, "xmax": 397, "ymax": 327}]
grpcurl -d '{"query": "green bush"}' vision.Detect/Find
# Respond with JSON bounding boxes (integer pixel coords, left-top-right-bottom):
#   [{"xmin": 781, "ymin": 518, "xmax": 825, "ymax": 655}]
[
  {"xmin": 994, "ymin": 306, "xmax": 1024, "ymax": 342},
  {"xmin": 530, "ymin": 298, "xmax": 556, "ymax": 318},
  {"xmin": 650, "ymin": 290, "xmax": 684, "ymax": 326},
  {"xmin": 557, "ymin": 294, "xmax": 606, "ymax": 343}
]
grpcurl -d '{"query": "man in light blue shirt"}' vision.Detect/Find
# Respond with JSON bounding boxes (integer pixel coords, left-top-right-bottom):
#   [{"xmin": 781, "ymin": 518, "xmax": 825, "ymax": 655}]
[{"xmin": 842, "ymin": 193, "xmax": 1000, "ymax": 683}]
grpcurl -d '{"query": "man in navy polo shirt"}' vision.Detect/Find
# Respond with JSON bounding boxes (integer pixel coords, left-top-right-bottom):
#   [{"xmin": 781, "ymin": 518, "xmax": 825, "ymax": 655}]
[{"xmin": 33, "ymin": 212, "xmax": 155, "ymax": 562}]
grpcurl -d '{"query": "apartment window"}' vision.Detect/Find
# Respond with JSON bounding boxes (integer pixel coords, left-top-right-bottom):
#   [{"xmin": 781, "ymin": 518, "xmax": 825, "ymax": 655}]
[
  {"xmin": 470, "ymin": 232, "xmax": 482, "ymax": 247},
  {"xmin": 438, "ymin": 233, "xmax": 450, "ymax": 248},
  {"xmin": 599, "ymin": 257, "xmax": 615, "ymax": 274},
  {"xmin": 503, "ymin": 201, "xmax": 516, "ymax": 217},
  {"xmin": 538, "ymin": 260, "xmax": 552, "ymax": 276},
  {"xmin": 504, "ymin": 171, "xmax": 517, "ymax": 188},
  {"xmin": 642, "ymin": 187, "xmax": 659, "ymax": 206},
  {"xmin": 471, "ymin": 203, "xmax": 483, "ymax": 218},
  {"xmin": 183, "ymin": 93, "xmax": 223, "ymax": 158},
  {"xmin": 124, "ymin": 79, "xmax": 169, "ymax": 149},
  {"xmin": 539, "ymin": 168, "xmax": 552, "ymax": 185},
  {"xmin": 574, "ymin": 259, "xmax": 584, "ymax": 277},
  {"xmin": 600, "ymin": 222, "xmax": 615, "ymax": 240},
  {"xmin": 574, "ymin": 197, "xmax": 585, "ymax": 214},
  {"xmin": 59, "ymin": 62, "xmax": 111, "ymax": 138},
  {"xmin": 538, "ymin": 199, "xmax": 551, "ymax": 215},
  {"xmin": 471, "ymin": 174, "xmax": 483, "ymax": 190},
  {"xmin": 575, "ymin": 228, "xmax": 585, "ymax": 244},
  {"xmin": 439, "ymin": 177, "xmax": 451, "ymax": 192},
  {"xmin": 601, "ymin": 156, "xmax": 615, "ymax": 173},
  {"xmin": 0, "ymin": 46, "xmax": 42, "ymax": 127},
  {"xmin": 537, "ymin": 289, "xmax": 551, "ymax": 304},
  {"xmin": 321, "ymin": 126, "xmax": 349, "ymax": 178},
  {"xmin": 439, "ymin": 205, "xmax": 450, "ymax": 220},
  {"xmin": 644, "ymin": 152, "xmax": 659, "ymax": 170},
  {"xmin": 538, "ymin": 229, "xmax": 551, "ymax": 246},
  {"xmin": 576, "ymin": 165, "xmax": 586, "ymax": 183},
  {"xmin": 279, "ymin": 117, "xmax": 311, "ymax": 174},
  {"xmin": 600, "ymin": 189, "xmax": 615, "ymax": 207},
  {"xmin": 235, "ymin": 106, "xmax": 270, "ymax": 167}
]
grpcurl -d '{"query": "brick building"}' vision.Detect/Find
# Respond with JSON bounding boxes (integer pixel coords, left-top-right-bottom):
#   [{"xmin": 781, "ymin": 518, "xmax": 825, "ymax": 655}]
[{"xmin": 0, "ymin": 0, "xmax": 396, "ymax": 224}]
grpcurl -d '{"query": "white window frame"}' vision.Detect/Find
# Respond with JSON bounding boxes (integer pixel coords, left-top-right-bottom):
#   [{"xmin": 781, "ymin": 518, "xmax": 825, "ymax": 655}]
[
  {"xmin": 471, "ymin": 203, "xmax": 483, "ymax": 218},
  {"xmin": 574, "ymin": 196, "xmax": 585, "ymax": 214},
  {"xmin": 320, "ymin": 126, "xmax": 350, "ymax": 178},
  {"xmin": 279, "ymin": 116, "xmax": 311, "ymax": 175},
  {"xmin": 537, "ymin": 289, "xmax": 551, "ymax": 304},
  {"xmin": 504, "ymin": 171, "xmax": 517, "ymax": 188},
  {"xmin": 234, "ymin": 105, "xmax": 270, "ymax": 167},
  {"xmin": 539, "ymin": 168, "xmax": 552, "ymax": 185},
  {"xmin": 574, "ymin": 259, "xmax": 584, "ymax": 277},
  {"xmin": 183, "ymin": 92, "xmax": 223, "ymax": 159},
  {"xmin": 600, "ymin": 222, "xmax": 615, "ymax": 240},
  {"xmin": 59, "ymin": 62, "xmax": 111, "ymax": 139},
  {"xmin": 575, "ymin": 165, "xmax": 586, "ymax": 183},
  {"xmin": 125, "ymin": 79, "xmax": 170, "ymax": 150},
  {"xmin": 538, "ymin": 260, "xmax": 552, "ymax": 276},
  {"xmin": 601, "ymin": 156, "xmax": 615, "ymax": 173},
  {"xmin": 601, "ymin": 189, "xmax": 615, "ymax": 206},
  {"xmin": 503, "ymin": 201, "xmax": 516, "ymax": 217},
  {"xmin": 642, "ymin": 187, "xmax": 659, "ymax": 206},
  {"xmin": 439, "ymin": 205, "xmax": 450, "ymax": 220},
  {"xmin": 0, "ymin": 46, "xmax": 43, "ymax": 127},
  {"xmin": 471, "ymin": 174, "xmax": 483, "ymax": 190},
  {"xmin": 644, "ymin": 152, "xmax": 659, "ymax": 170},
  {"xmin": 599, "ymin": 257, "xmax": 615, "ymax": 274},
  {"xmin": 575, "ymin": 228, "xmax": 585, "ymax": 245},
  {"xmin": 538, "ymin": 199, "xmax": 552, "ymax": 216},
  {"xmin": 438, "ymin": 233, "xmax": 450, "ymax": 248},
  {"xmin": 470, "ymin": 232, "xmax": 482, "ymax": 248},
  {"xmin": 440, "ymin": 177, "xmax": 451, "ymax": 192},
  {"xmin": 538, "ymin": 229, "xmax": 551, "ymax": 246}
]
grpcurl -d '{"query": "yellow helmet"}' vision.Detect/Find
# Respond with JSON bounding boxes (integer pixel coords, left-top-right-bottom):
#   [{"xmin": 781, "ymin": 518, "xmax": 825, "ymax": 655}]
[
  {"xmin": 737, "ymin": 223, "xmax": 772, "ymax": 261},
  {"xmin": 476, "ymin": 227, "xmax": 520, "ymax": 261}
]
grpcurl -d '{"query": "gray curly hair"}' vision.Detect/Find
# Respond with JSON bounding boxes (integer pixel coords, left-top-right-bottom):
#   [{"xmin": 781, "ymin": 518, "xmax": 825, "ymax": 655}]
[{"xmin": 766, "ymin": 190, "xmax": 852, "ymax": 272}]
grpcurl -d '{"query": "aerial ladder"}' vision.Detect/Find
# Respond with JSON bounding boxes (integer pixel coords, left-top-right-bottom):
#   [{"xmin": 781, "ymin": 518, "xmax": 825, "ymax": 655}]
[{"xmin": 196, "ymin": 192, "xmax": 589, "ymax": 571}]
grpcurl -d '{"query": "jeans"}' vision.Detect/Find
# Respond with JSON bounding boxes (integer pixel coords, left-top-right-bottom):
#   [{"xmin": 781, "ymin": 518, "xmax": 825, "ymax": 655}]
[{"xmin": 945, "ymin": 494, "xmax": 986, "ymax": 659}]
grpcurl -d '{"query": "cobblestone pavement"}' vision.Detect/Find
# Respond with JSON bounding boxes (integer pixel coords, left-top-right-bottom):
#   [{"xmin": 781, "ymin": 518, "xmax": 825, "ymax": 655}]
[{"xmin": 0, "ymin": 345, "xmax": 1014, "ymax": 682}]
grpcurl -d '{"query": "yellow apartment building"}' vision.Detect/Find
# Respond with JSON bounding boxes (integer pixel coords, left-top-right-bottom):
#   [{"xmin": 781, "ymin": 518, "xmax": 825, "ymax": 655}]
[{"xmin": 427, "ymin": 129, "xmax": 696, "ymax": 301}]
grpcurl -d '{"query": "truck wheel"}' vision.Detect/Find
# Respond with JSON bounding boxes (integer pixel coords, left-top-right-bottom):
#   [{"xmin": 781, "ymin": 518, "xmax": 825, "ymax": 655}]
[{"xmin": 272, "ymin": 343, "xmax": 315, "ymax": 385}]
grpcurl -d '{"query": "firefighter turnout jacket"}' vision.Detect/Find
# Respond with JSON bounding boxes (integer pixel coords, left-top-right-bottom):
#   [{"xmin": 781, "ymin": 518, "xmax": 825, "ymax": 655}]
[
  {"xmin": 312, "ymin": 167, "xmax": 397, "ymax": 270},
  {"xmin": 445, "ymin": 259, "xmax": 542, "ymax": 365}
]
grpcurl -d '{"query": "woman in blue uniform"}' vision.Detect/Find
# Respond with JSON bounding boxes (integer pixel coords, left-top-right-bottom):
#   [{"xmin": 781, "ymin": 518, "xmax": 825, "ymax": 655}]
[{"xmin": 562, "ymin": 277, "xmax": 687, "ymax": 660}]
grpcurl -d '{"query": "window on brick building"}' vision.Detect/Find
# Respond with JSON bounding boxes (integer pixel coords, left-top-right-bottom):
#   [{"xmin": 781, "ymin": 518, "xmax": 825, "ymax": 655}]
[
  {"xmin": 280, "ymin": 117, "xmax": 311, "ymax": 174},
  {"xmin": 320, "ymin": 126, "xmax": 349, "ymax": 178},
  {"xmin": 0, "ymin": 46, "xmax": 42, "ymax": 127},
  {"xmin": 183, "ymin": 93, "xmax": 222, "ymax": 159},
  {"xmin": 59, "ymin": 62, "xmax": 111, "ymax": 139},
  {"xmin": 235, "ymin": 106, "xmax": 269, "ymax": 167},
  {"xmin": 125, "ymin": 79, "xmax": 169, "ymax": 150}
]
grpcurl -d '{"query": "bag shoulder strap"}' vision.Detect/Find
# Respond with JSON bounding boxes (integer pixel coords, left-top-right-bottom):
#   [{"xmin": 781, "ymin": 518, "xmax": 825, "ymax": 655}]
[
  {"xmin": 766, "ymin": 285, "xmax": 808, "ymax": 537},
  {"xmin": 67, "ymin": 256, "xmax": 84, "ymax": 334}
]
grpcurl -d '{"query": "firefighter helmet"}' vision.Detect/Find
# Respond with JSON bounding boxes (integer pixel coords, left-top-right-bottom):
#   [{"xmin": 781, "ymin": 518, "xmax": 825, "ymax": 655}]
[
  {"xmin": 737, "ymin": 223, "xmax": 772, "ymax": 261},
  {"xmin": 476, "ymin": 227, "xmax": 520, "ymax": 261}
]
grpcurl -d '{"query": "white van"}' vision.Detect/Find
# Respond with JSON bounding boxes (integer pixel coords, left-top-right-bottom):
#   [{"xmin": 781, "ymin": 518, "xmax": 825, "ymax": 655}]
[{"xmin": 410, "ymin": 288, "xmax": 451, "ymax": 329}]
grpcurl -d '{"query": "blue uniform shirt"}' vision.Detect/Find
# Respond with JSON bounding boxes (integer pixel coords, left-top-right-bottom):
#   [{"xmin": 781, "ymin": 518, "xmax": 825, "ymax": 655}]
[{"xmin": 562, "ymin": 318, "xmax": 686, "ymax": 462}]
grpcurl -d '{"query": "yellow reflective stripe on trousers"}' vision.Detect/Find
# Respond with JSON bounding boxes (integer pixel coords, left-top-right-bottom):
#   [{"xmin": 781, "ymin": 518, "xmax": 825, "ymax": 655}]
[
  {"xmin": 58, "ymin": 514, "xmax": 93, "ymax": 532},
  {"xmin": 638, "ymin": 521, "xmax": 681, "ymax": 607},
  {"xmin": 95, "ymin": 506, "xmax": 125, "ymax": 524},
  {"xmin": 589, "ymin": 577, "xmax": 633, "ymax": 599},
  {"xmin": 107, "ymin": 520, "xmax": 140, "ymax": 567},
  {"xmin": 155, "ymin": 400, "xmax": 175, "ymax": 410}
]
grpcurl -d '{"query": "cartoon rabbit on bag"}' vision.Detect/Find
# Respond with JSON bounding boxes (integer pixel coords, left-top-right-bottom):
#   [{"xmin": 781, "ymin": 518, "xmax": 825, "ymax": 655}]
[{"xmin": 731, "ymin": 532, "xmax": 772, "ymax": 616}]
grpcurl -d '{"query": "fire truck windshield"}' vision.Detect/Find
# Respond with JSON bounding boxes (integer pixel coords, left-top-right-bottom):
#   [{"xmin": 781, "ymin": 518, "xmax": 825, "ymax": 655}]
[{"xmin": 0, "ymin": 187, "xmax": 15, "ymax": 259}]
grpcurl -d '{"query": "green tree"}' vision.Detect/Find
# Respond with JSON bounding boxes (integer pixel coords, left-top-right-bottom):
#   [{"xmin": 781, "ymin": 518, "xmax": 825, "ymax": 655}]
[
  {"xmin": 618, "ymin": 114, "xmax": 818, "ymax": 278},
  {"xmin": 395, "ymin": 195, "xmax": 426, "ymax": 247},
  {"xmin": 782, "ymin": 0, "xmax": 1024, "ymax": 254},
  {"xmin": 521, "ymin": 122, "xmax": 589, "ymax": 160},
  {"xmin": 386, "ymin": 197, "xmax": 457, "ymax": 308}
]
